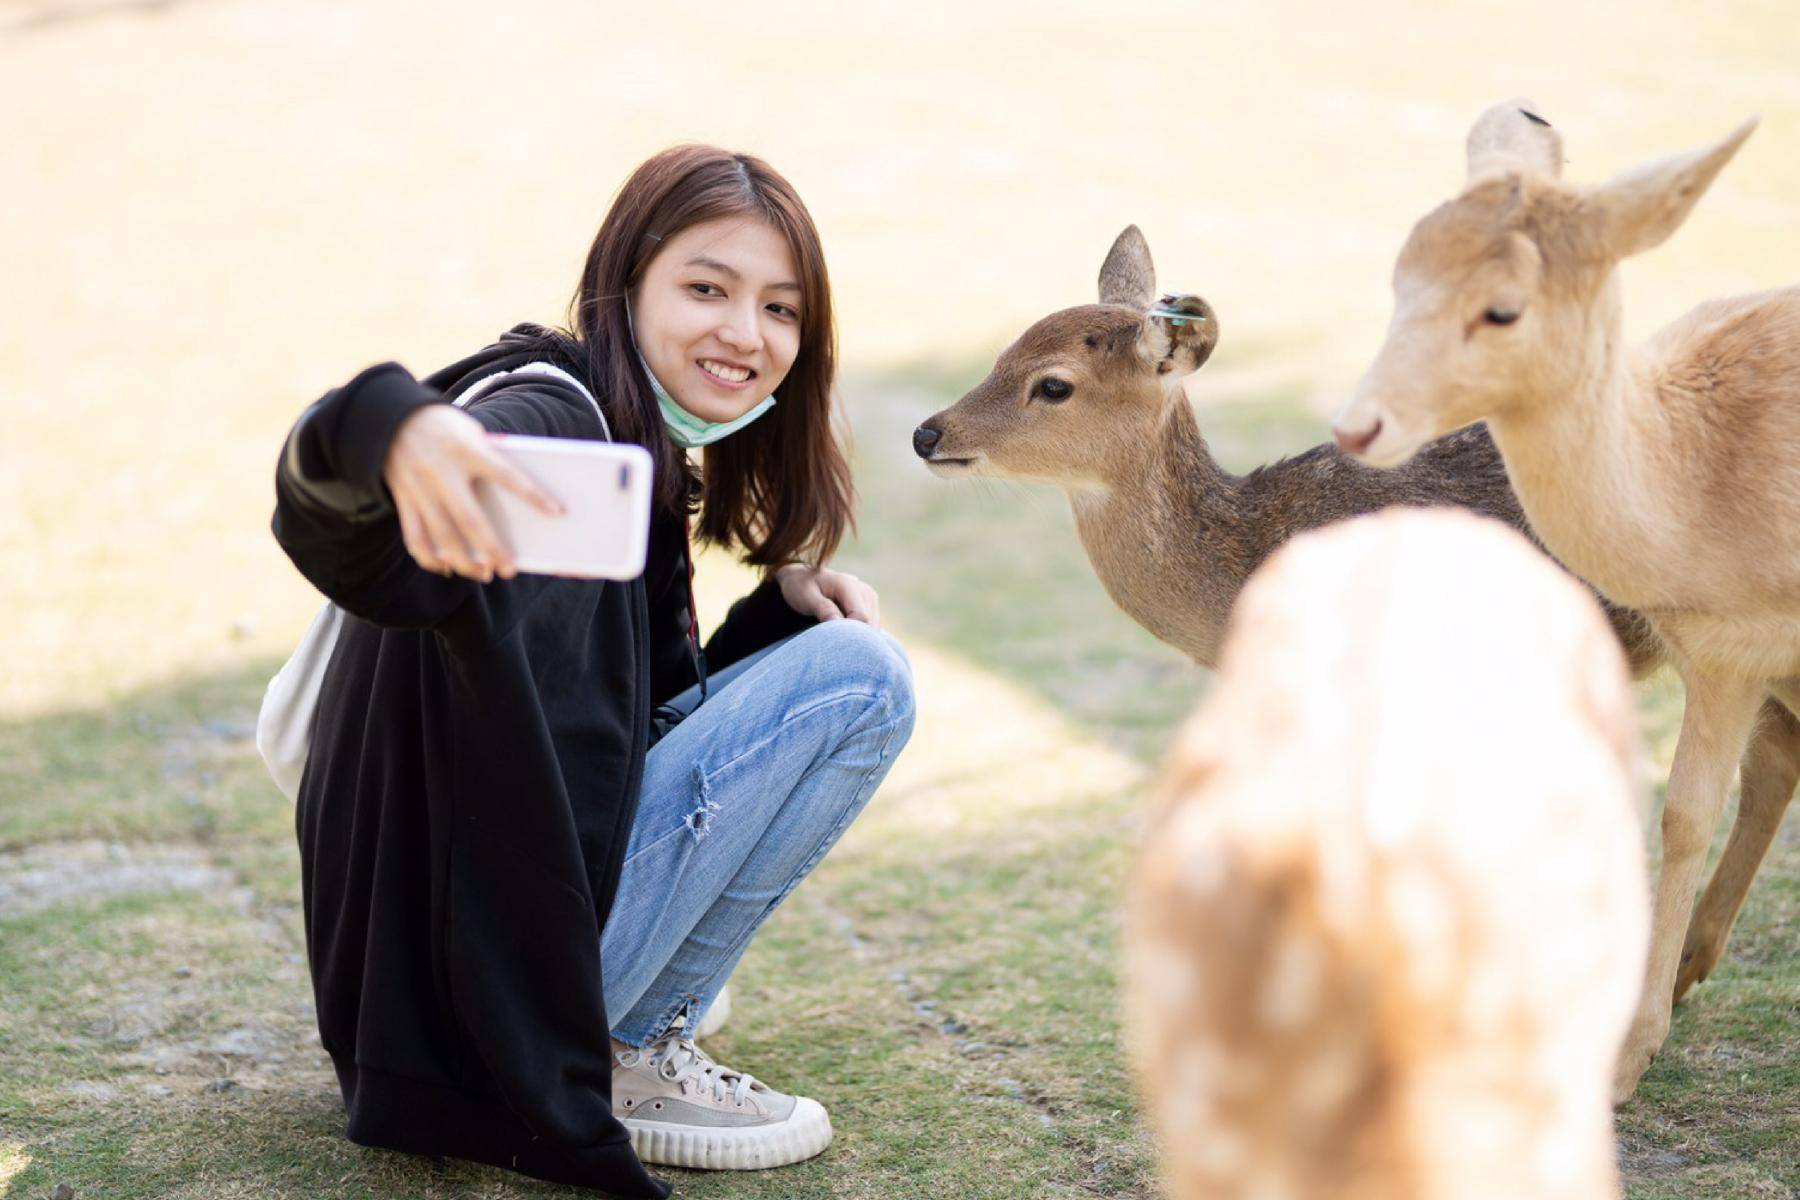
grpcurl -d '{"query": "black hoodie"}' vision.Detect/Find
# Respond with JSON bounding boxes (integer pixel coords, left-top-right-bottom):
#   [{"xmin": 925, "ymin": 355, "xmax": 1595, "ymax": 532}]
[{"xmin": 271, "ymin": 327, "xmax": 812, "ymax": 1195}]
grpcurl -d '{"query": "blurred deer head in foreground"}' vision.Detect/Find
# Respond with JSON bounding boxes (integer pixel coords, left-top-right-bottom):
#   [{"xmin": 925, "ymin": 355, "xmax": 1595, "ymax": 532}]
[
  {"xmin": 1334, "ymin": 99, "xmax": 1758, "ymax": 466},
  {"xmin": 1128, "ymin": 509, "xmax": 1648, "ymax": 1200}
]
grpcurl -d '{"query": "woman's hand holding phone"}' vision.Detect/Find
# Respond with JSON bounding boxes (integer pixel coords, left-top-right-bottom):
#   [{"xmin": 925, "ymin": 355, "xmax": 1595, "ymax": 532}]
[
  {"xmin": 774, "ymin": 563, "xmax": 880, "ymax": 628},
  {"xmin": 383, "ymin": 405, "xmax": 564, "ymax": 582}
]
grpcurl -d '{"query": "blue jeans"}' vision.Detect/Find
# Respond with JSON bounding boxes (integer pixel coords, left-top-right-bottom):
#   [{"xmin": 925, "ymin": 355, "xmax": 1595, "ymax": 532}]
[{"xmin": 600, "ymin": 619, "xmax": 915, "ymax": 1046}]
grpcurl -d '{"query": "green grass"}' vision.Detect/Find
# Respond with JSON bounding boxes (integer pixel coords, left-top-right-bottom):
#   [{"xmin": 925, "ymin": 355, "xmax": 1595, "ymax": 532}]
[{"xmin": 2, "ymin": 371, "xmax": 1797, "ymax": 1198}]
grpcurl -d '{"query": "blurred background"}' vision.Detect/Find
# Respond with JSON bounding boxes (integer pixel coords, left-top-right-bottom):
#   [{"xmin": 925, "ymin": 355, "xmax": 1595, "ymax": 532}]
[{"xmin": 4, "ymin": 2, "xmax": 1796, "ymax": 1197}]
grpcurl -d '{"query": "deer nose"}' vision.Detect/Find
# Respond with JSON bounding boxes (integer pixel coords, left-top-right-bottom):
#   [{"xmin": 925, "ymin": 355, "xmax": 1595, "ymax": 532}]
[
  {"xmin": 912, "ymin": 424, "xmax": 942, "ymax": 459},
  {"xmin": 1333, "ymin": 417, "xmax": 1382, "ymax": 457}
]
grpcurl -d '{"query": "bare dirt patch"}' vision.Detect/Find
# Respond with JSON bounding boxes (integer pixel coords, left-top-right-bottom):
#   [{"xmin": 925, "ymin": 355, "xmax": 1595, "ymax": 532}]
[{"xmin": 0, "ymin": 840, "xmax": 234, "ymax": 919}]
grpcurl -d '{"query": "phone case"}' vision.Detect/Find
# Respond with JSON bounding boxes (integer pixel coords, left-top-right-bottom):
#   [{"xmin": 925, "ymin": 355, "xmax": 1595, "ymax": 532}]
[{"xmin": 474, "ymin": 434, "xmax": 654, "ymax": 580}]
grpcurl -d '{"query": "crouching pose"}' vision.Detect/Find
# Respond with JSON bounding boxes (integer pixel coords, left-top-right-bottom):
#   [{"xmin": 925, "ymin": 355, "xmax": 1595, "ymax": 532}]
[{"xmin": 272, "ymin": 146, "xmax": 914, "ymax": 1194}]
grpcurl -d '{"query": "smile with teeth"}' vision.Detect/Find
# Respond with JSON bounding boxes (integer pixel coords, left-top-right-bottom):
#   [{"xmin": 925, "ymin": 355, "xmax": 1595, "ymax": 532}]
[{"xmin": 698, "ymin": 359, "xmax": 754, "ymax": 384}]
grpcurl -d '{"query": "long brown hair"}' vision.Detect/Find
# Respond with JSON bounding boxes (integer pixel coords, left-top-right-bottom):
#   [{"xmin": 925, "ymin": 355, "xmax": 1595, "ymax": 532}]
[{"xmin": 539, "ymin": 145, "xmax": 854, "ymax": 568}]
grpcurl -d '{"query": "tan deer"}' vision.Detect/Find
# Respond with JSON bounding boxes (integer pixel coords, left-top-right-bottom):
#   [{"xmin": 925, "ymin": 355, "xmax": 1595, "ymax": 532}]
[
  {"xmin": 1332, "ymin": 99, "xmax": 1800, "ymax": 1099},
  {"xmin": 912, "ymin": 228, "xmax": 1798, "ymax": 1064},
  {"xmin": 1127, "ymin": 509, "xmax": 1647, "ymax": 1200}
]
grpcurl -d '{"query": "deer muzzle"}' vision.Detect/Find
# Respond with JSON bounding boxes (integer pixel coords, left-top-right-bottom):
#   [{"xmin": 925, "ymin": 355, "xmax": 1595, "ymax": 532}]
[{"xmin": 911, "ymin": 423, "xmax": 942, "ymax": 459}]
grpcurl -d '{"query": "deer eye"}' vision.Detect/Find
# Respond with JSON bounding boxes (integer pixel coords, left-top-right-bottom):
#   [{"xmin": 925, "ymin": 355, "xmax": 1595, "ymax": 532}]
[
  {"xmin": 1483, "ymin": 306, "xmax": 1521, "ymax": 327},
  {"xmin": 1033, "ymin": 377, "xmax": 1073, "ymax": 403}
]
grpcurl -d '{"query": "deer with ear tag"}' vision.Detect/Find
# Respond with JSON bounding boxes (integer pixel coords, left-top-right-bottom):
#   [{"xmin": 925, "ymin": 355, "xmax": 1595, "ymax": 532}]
[
  {"xmin": 916, "ymin": 224, "xmax": 1798, "ymax": 1098},
  {"xmin": 1335, "ymin": 99, "xmax": 1800, "ymax": 1099},
  {"xmin": 913, "ymin": 226, "xmax": 1647, "ymax": 669}
]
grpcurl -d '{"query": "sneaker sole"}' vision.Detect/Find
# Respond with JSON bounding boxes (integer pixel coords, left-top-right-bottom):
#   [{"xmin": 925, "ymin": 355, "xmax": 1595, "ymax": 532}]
[{"xmin": 625, "ymin": 1096, "xmax": 832, "ymax": 1170}]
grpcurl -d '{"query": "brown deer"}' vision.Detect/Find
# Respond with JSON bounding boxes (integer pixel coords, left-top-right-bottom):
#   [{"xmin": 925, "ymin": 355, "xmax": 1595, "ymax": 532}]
[
  {"xmin": 913, "ymin": 224, "xmax": 1799, "ymax": 1096},
  {"xmin": 1332, "ymin": 100, "xmax": 1800, "ymax": 1098},
  {"xmin": 1128, "ymin": 508, "xmax": 1647, "ymax": 1200}
]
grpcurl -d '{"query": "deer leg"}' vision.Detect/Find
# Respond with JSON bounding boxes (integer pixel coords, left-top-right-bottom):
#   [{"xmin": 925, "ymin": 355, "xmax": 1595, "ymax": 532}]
[
  {"xmin": 1674, "ymin": 697, "xmax": 1800, "ymax": 1000},
  {"xmin": 1614, "ymin": 673, "xmax": 1763, "ymax": 1104}
]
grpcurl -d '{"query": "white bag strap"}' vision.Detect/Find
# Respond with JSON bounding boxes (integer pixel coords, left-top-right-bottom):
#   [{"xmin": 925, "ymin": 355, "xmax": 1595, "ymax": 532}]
[
  {"xmin": 258, "ymin": 360, "xmax": 604, "ymax": 802},
  {"xmin": 453, "ymin": 361, "xmax": 610, "ymax": 441}
]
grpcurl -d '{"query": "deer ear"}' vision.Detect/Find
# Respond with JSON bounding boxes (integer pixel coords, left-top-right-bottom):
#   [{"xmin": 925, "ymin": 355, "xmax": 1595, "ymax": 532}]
[
  {"xmin": 1139, "ymin": 293, "xmax": 1218, "ymax": 380},
  {"xmin": 1099, "ymin": 225, "xmax": 1156, "ymax": 308},
  {"xmin": 1466, "ymin": 98, "xmax": 1563, "ymax": 182},
  {"xmin": 1587, "ymin": 117, "xmax": 1757, "ymax": 261}
]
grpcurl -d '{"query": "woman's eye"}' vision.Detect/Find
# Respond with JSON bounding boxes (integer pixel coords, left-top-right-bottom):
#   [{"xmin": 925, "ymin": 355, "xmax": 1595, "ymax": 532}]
[
  {"xmin": 689, "ymin": 282, "xmax": 724, "ymax": 298},
  {"xmin": 1484, "ymin": 306, "xmax": 1521, "ymax": 326},
  {"xmin": 1034, "ymin": 378, "xmax": 1073, "ymax": 402},
  {"xmin": 766, "ymin": 303, "xmax": 799, "ymax": 321}
]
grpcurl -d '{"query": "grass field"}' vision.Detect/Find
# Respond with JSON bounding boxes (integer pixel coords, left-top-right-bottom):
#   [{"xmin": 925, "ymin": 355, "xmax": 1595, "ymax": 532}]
[
  {"xmin": 5, "ymin": 1, "xmax": 1799, "ymax": 1196},
  {"xmin": 5, "ymin": 372, "xmax": 1797, "ymax": 1197}
]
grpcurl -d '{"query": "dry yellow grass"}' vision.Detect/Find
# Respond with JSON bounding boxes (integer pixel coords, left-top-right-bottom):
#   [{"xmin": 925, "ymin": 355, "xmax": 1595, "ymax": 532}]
[
  {"xmin": 5, "ymin": 0, "xmax": 1798, "ymax": 716},
  {"xmin": 6, "ymin": 12, "xmax": 1799, "ymax": 1183}
]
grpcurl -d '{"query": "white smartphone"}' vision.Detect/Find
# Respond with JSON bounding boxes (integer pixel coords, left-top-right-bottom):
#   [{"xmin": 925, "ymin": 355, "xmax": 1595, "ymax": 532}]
[{"xmin": 474, "ymin": 433, "xmax": 654, "ymax": 580}]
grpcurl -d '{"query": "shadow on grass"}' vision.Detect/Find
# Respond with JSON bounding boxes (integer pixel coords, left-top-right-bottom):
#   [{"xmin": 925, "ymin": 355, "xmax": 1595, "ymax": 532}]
[
  {"xmin": 0, "ymin": 660, "xmax": 290, "ymax": 852},
  {"xmin": 0, "ymin": 639, "xmax": 1162, "ymax": 1199},
  {"xmin": 2, "ymin": 360, "xmax": 1796, "ymax": 1198},
  {"xmin": 837, "ymin": 362, "xmax": 1800, "ymax": 1198}
]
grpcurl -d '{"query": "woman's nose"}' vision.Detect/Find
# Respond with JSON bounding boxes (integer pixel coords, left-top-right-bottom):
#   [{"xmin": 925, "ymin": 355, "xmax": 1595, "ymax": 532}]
[{"xmin": 717, "ymin": 309, "xmax": 764, "ymax": 353}]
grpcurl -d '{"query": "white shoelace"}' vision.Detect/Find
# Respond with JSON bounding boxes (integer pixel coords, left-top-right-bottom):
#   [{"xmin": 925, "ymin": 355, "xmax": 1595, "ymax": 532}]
[{"xmin": 633, "ymin": 1035, "xmax": 756, "ymax": 1107}]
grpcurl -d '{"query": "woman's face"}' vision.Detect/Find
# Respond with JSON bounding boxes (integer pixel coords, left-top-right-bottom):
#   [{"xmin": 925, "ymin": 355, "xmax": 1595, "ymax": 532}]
[{"xmin": 631, "ymin": 215, "xmax": 803, "ymax": 424}]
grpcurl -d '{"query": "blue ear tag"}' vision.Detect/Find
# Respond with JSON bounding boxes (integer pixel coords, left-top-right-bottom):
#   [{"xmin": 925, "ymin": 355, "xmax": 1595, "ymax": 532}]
[{"xmin": 1148, "ymin": 303, "xmax": 1207, "ymax": 329}]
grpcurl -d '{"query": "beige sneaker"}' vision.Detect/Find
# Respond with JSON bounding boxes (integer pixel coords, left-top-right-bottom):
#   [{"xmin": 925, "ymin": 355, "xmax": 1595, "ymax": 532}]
[{"xmin": 612, "ymin": 1034, "xmax": 832, "ymax": 1170}]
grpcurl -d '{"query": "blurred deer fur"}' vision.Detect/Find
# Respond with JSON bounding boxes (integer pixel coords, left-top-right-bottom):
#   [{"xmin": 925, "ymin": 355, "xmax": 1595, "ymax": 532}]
[
  {"xmin": 1333, "ymin": 99, "xmax": 1800, "ymax": 1099},
  {"xmin": 912, "ymin": 229, "xmax": 1799, "ymax": 1067},
  {"xmin": 1127, "ymin": 510, "xmax": 1647, "ymax": 1200}
]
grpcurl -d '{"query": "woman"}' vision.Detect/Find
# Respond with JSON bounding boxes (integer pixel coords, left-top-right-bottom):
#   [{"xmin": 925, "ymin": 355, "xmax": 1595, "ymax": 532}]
[{"xmin": 273, "ymin": 146, "xmax": 914, "ymax": 1195}]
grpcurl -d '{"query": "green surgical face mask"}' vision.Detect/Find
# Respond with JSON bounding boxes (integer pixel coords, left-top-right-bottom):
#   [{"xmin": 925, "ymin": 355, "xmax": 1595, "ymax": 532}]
[{"xmin": 638, "ymin": 348, "xmax": 778, "ymax": 448}]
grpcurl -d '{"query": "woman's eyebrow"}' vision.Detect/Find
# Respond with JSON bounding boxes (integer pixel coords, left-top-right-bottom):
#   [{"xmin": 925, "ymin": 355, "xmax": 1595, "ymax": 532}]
[{"xmin": 684, "ymin": 255, "xmax": 801, "ymax": 293}]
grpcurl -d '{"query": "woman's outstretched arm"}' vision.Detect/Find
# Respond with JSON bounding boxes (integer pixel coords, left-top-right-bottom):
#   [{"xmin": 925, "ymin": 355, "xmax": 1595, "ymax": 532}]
[{"xmin": 272, "ymin": 362, "xmax": 591, "ymax": 632}]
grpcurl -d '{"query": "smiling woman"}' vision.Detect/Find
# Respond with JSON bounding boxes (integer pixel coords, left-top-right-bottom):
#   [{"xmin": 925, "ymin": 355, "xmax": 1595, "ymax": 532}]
[
  {"xmin": 267, "ymin": 146, "xmax": 913, "ymax": 1193},
  {"xmin": 545, "ymin": 147, "xmax": 852, "ymax": 570},
  {"xmin": 634, "ymin": 227, "xmax": 802, "ymax": 422}
]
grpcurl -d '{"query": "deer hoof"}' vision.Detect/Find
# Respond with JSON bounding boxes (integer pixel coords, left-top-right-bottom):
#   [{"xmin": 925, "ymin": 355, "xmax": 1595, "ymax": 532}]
[{"xmin": 1673, "ymin": 928, "xmax": 1724, "ymax": 1002}]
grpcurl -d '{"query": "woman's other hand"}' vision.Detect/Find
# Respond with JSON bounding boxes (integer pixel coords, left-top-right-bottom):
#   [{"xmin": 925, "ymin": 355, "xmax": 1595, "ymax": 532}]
[
  {"xmin": 773, "ymin": 563, "xmax": 880, "ymax": 628},
  {"xmin": 383, "ymin": 406, "xmax": 563, "ymax": 582}
]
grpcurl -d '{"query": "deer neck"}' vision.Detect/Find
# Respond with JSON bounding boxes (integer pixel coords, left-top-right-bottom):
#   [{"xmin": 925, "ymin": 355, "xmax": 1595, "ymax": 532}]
[
  {"xmin": 1066, "ymin": 396, "xmax": 1250, "ymax": 668},
  {"xmin": 1486, "ymin": 278, "xmax": 1672, "ymax": 610}
]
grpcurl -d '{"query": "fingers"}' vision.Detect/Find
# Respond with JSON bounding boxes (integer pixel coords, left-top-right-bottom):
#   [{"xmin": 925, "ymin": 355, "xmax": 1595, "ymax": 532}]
[
  {"xmin": 469, "ymin": 436, "xmax": 564, "ymax": 516},
  {"xmin": 834, "ymin": 584, "xmax": 876, "ymax": 627},
  {"xmin": 820, "ymin": 571, "xmax": 880, "ymax": 628},
  {"xmin": 440, "ymin": 489, "xmax": 510, "ymax": 582},
  {"xmin": 416, "ymin": 494, "xmax": 483, "ymax": 580},
  {"xmin": 855, "ymin": 585, "xmax": 881, "ymax": 629},
  {"xmin": 387, "ymin": 419, "xmax": 542, "ymax": 582},
  {"xmin": 394, "ymin": 486, "xmax": 445, "ymax": 575},
  {"xmin": 773, "ymin": 563, "xmax": 887, "ymax": 627}
]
